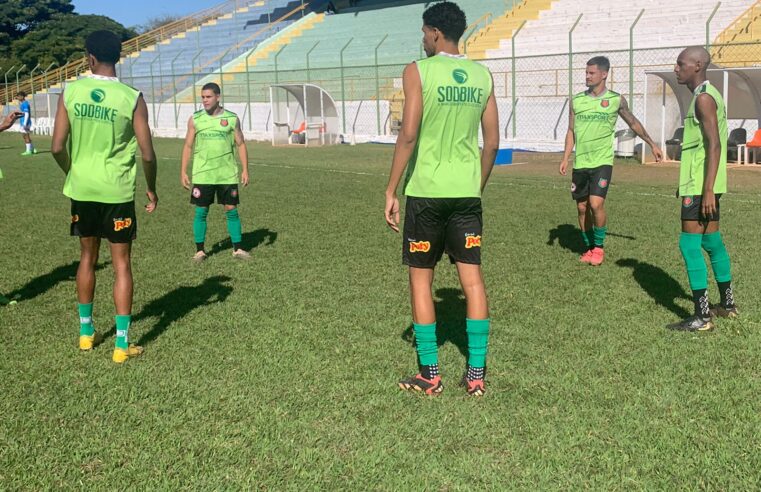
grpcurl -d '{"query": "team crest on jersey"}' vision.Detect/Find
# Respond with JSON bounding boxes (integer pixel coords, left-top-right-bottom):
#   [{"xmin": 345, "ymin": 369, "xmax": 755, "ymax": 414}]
[
  {"xmin": 598, "ymin": 178, "xmax": 608, "ymax": 188},
  {"xmin": 231, "ymin": 189, "xmax": 238, "ymax": 197},
  {"xmin": 220, "ymin": 119, "xmax": 229, "ymax": 127},
  {"xmin": 452, "ymin": 69, "xmax": 468, "ymax": 84},
  {"xmin": 192, "ymin": 187, "xmax": 202, "ymax": 198},
  {"xmin": 601, "ymin": 99, "xmax": 609, "ymax": 108},
  {"xmin": 90, "ymin": 89, "xmax": 106, "ymax": 103},
  {"xmin": 683, "ymin": 196, "xmax": 693, "ymax": 207}
]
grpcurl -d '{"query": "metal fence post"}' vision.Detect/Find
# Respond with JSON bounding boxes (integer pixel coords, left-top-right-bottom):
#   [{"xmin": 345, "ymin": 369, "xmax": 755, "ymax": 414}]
[
  {"xmin": 274, "ymin": 45, "xmax": 287, "ymax": 84},
  {"xmin": 706, "ymin": 2, "xmax": 721, "ymax": 50},
  {"xmin": 4, "ymin": 66, "xmax": 15, "ymax": 105},
  {"xmin": 191, "ymin": 51, "xmax": 202, "ymax": 110},
  {"xmin": 375, "ymin": 34, "xmax": 388, "ymax": 135},
  {"xmin": 43, "ymin": 62, "xmax": 57, "ymax": 120},
  {"xmin": 171, "ymin": 50, "xmax": 185, "ymax": 129},
  {"xmin": 340, "ymin": 37, "xmax": 354, "ymax": 135},
  {"xmin": 29, "ymin": 64, "xmax": 40, "ymax": 117},
  {"xmin": 629, "ymin": 9, "xmax": 644, "ymax": 114},
  {"xmin": 306, "ymin": 41, "xmax": 320, "ymax": 83},
  {"xmin": 218, "ymin": 48, "xmax": 232, "ymax": 105},
  {"xmin": 245, "ymin": 47, "xmax": 255, "ymax": 131},
  {"xmin": 568, "ymin": 14, "xmax": 582, "ymax": 99},
  {"xmin": 15, "ymin": 65, "xmax": 27, "ymax": 99},
  {"xmin": 149, "ymin": 56, "xmax": 160, "ymax": 128},
  {"xmin": 511, "ymin": 20, "xmax": 526, "ymax": 139}
]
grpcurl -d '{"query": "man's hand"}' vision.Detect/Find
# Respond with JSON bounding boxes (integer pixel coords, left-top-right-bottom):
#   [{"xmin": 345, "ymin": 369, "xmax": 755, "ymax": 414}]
[
  {"xmin": 181, "ymin": 173, "xmax": 191, "ymax": 190},
  {"xmin": 651, "ymin": 146, "xmax": 664, "ymax": 163},
  {"xmin": 701, "ymin": 189, "xmax": 716, "ymax": 219},
  {"xmin": 559, "ymin": 159, "xmax": 569, "ymax": 176},
  {"xmin": 241, "ymin": 170, "xmax": 249, "ymax": 187},
  {"xmin": 384, "ymin": 192, "xmax": 400, "ymax": 232},
  {"xmin": 145, "ymin": 190, "xmax": 158, "ymax": 213}
]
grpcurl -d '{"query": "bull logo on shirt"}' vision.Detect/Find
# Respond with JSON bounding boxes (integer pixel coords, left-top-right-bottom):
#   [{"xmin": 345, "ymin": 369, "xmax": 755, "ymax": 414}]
[
  {"xmin": 601, "ymin": 99, "xmax": 609, "ymax": 108},
  {"xmin": 220, "ymin": 119, "xmax": 229, "ymax": 127}
]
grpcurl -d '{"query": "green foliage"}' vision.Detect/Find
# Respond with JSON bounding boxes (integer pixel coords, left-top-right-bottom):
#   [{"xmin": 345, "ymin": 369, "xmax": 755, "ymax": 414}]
[
  {"xmin": 1, "ymin": 134, "xmax": 760, "ymax": 488},
  {"xmin": 0, "ymin": 0, "xmax": 75, "ymax": 45},
  {"xmin": 12, "ymin": 14, "xmax": 136, "ymax": 68}
]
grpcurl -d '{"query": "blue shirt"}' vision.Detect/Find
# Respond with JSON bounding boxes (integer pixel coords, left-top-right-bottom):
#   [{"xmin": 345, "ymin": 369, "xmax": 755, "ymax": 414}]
[{"xmin": 20, "ymin": 101, "xmax": 31, "ymax": 127}]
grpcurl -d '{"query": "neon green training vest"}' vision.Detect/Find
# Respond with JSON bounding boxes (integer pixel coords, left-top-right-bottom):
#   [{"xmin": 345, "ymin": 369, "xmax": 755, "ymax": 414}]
[
  {"xmin": 192, "ymin": 109, "xmax": 239, "ymax": 185},
  {"xmin": 679, "ymin": 81, "xmax": 728, "ymax": 196},
  {"xmin": 403, "ymin": 54, "xmax": 492, "ymax": 198},
  {"xmin": 572, "ymin": 90, "xmax": 621, "ymax": 169},
  {"xmin": 63, "ymin": 76, "xmax": 141, "ymax": 203}
]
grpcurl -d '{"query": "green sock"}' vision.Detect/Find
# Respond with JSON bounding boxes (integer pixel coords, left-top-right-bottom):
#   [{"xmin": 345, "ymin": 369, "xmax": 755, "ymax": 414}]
[
  {"xmin": 679, "ymin": 232, "xmax": 708, "ymax": 290},
  {"xmin": 115, "ymin": 315, "xmax": 131, "ymax": 350},
  {"xmin": 193, "ymin": 207, "xmax": 209, "ymax": 244},
  {"xmin": 702, "ymin": 231, "xmax": 732, "ymax": 283},
  {"xmin": 78, "ymin": 303, "xmax": 94, "ymax": 337},
  {"xmin": 466, "ymin": 318, "xmax": 490, "ymax": 368},
  {"xmin": 413, "ymin": 322, "xmax": 438, "ymax": 366},
  {"xmin": 225, "ymin": 208, "xmax": 242, "ymax": 245},
  {"xmin": 593, "ymin": 226, "xmax": 607, "ymax": 248},
  {"xmin": 580, "ymin": 229, "xmax": 593, "ymax": 250}
]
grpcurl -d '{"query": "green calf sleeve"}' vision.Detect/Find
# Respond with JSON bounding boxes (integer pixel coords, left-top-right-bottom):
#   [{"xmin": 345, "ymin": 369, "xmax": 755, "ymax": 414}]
[
  {"xmin": 702, "ymin": 231, "xmax": 732, "ymax": 283},
  {"xmin": 679, "ymin": 232, "xmax": 707, "ymax": 291},
  {"xmin": 466, "ymin": 318, "xmax": 490, "ymax": 369},
  {"xmin": 413, "ymin": 322, "xmax": 438, "ymax": 366},
  {"xmin": 225, "ymin": 208, "xmax": 242, "ymax": 244},
  {"xmin": 193, "ymin": 207, "xmax": 209, "ymax": 244}
]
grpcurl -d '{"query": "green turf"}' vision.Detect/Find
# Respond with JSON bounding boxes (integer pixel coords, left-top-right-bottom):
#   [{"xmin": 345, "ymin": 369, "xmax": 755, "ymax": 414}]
[{"xmin": 1, "ymin": 133, "xmax": 760, "ymax": 489}]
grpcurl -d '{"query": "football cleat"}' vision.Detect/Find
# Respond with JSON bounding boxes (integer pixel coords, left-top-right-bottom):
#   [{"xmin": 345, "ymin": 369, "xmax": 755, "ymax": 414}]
[
  {"xmin": 232, "ymin": 249, "xmax": 251, "ymax": 260},
  {"xmin": 113, "ymin": 344, "xmax": 144, "ymax": 363},
  {"xmin": 709, "ymin": 304, "xmax": 739, "ymax": 319},
  {"xmin": 79, "ymin": 331, "xmax": 99, "ymax": 351},
  {"xmin": 579, "ymin": 249, "xmax": 594, "ymax": 264},
  {"xmin": 589, "ymin": 247, "xmax": 605, "ymax": 266},
  {"xmin": 192, "ymin": 250, "xmax": 208, "ymax": 262},
  {"xmin": 398, "ymin": 373, "xmax": 443, "ymax": 395},
  {"xmin": 666, "ymin": 315, "xmax": 715, "ymax": 332}
]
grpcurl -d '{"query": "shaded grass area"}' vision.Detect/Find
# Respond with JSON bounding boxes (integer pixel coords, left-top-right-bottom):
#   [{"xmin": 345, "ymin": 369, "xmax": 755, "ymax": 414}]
[{"xmin": 1, "ymin": 133, "xmax": 760, "ymax": 489}]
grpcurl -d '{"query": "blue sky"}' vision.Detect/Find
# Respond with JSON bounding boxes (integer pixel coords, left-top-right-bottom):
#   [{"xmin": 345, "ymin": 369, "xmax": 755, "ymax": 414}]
[{"xmin": 72, "ymin": 0, "xmax": 214, "ymax": 28}]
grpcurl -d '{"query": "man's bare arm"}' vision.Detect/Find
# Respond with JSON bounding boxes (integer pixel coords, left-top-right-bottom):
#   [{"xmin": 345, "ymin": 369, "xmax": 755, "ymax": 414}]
[
  {"xmin": 51, "ymin": 95, "xmax": 71, "ymax": 174},
  {"xmin": 480, "ymin": 82, "xmax": 499, "ymax": 192}
]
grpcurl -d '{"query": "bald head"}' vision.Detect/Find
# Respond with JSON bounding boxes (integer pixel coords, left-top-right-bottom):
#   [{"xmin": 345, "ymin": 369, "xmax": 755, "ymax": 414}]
[
  {"xmin": 680, "ymin": 46, "xmax": 711, "ymax": 71},
  {"xmin": 675, "ymin": 46, "xmax": 711, "ymax": 89}
]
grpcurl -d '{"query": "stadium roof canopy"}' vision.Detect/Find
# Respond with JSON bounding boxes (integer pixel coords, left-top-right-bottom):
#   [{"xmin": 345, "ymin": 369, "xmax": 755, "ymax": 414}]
[{"xmin": 645, "ymin": 67, "xmax": 761, "ymax": 121}]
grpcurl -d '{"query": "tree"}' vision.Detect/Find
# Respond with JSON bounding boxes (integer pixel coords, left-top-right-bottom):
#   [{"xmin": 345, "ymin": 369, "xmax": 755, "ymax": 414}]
[
  {"xmin": 0, "ymin": 0, "xmax": 75, "ymax": 49},
  {"xmin": 133, "ymin": 14, "xmax": 183, "ymax": 35},
  {"xmin": 12, "ymin": 14, "xmax": 136, "ymax": 68}
]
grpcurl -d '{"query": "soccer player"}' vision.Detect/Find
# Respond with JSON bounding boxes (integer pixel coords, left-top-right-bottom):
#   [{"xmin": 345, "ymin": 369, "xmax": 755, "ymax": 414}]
[
  {"xmin": 16, "ymin": 92, "xmax": 37, "ymax": 156},
  {"xmin": 0, "ymin": 110, "xmax": 24, "ymax": 306},
  {"xmin": 384, "ymin": 1, "xmax": 499, "ymax": 396},
  {"xmin": 51, "ymin": 30, "xmax": 158, "ymax": 362},
  {"xmin": 181, "ymin": 82, "xmax": 250, "ymax": 261},
  {"xmin": 667, "ymin": 46, "xmax": 737, "ymax": 332},
  {"xmin": 559, "ymin": 56, "xmax": 663, "ymax": 266}
]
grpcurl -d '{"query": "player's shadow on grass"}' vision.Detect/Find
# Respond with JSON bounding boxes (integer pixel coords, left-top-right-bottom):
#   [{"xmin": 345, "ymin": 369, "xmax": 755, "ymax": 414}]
[
  {"xmin": 4, "ymin": 261, "xmax": 109, "ymax": 302},
  {"xmin": 207, "ymin": 228, "xmax": 277, "ymax": 257},
  {"xmin": 401, "ymin": 287, "xmax": 468, "ymax": 358},
  {"xmin": 100, "ymin": 276, "xmax": 234, "ymax": 346},
  {"xmin": 548, "ymin": 224, "xmax": 636, "ymax": 254},
  {"xmin": 616, "ymin": 258, "xmax": 691, "ymax": 319}
]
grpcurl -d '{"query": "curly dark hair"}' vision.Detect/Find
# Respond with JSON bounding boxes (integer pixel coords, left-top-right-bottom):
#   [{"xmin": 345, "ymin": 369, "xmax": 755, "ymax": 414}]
[
  {"xmin": 422, "ymin": 1, "xmax": 467, "ymax": 43},
  {"xmin": 85, "ymin": 30, "xmax": 122, "ymax": 65}
]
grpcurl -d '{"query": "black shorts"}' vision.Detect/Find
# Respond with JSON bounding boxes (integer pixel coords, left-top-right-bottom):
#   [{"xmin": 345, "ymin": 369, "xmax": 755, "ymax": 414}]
[
  {"xmin": 70, "ymin": 200, "xmax": 136, "ymax": 243},
  {"xmin": 402, "ymin": 197, "xmax": 482, "ymax": 268},
  {"xmin": 681, "ymin": 194, "xmax": 721, "ymax": 221},
  {"xmin": 571, "ymin": 165, "xmax": 613, "ymax": 200},
  {"xmin": 190, "ymin": 184, "xmax": 240, "ymax": 207}
]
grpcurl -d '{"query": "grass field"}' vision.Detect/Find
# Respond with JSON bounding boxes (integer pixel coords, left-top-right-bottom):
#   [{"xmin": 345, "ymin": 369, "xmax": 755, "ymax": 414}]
[{"xmin": 1, "ymin": 132, "xmax": 760, "ymax": 489}]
